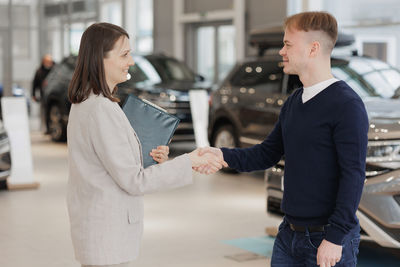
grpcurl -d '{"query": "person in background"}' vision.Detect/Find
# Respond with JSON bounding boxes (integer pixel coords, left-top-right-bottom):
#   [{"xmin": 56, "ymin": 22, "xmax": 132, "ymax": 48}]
[
  {"xmin": 197, "ymin": 11, "xmax": 368, "ymax": 267},
  {"xmin": 32, "ymin": 54, "xmax": 54, "ymax": 101},
  {"xmin": 66, "ymin": 22, "xmax": 227, "ymax": 267}
]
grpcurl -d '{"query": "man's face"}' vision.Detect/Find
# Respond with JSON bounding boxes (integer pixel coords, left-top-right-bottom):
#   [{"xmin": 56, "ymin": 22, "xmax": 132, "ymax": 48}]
[
  {"xmin": 279, "ymin": 28, "xmax": 311, "ymax": 75},
  {"xmin": 43, "ymin": 55, "xmax": 53, "ymax": 69}
]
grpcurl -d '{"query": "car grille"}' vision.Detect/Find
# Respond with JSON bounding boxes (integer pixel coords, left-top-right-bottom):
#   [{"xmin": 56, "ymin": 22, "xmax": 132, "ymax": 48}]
[
  {"xmin": 160, "ymin": 100, "xmax": 194, "ymax": 141},
  {"xmin": 267, "ymin": 196, "xmax": 284, "ymax": 216},
  {"xmin": 163, "ymin": 101, "xmax": 192, "ymax": 122}
]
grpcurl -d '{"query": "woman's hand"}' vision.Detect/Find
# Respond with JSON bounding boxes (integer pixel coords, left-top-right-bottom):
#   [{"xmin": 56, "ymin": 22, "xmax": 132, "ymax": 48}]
[
  {"xmin": 150, "ymin": 145, "xmax": 169, "ymax": 164},
  {"xmin": 188, "ymin": 148, "xmax": 228, "ymax": 174}
]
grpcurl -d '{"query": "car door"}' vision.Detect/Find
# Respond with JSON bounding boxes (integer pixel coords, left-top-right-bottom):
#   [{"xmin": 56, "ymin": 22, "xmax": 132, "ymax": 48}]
[{"xmin": 229, "ymin": 60, "xmax": 284, "ymax": 146}]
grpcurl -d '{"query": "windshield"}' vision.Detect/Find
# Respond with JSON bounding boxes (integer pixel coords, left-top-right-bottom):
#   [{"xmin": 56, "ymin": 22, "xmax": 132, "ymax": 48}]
[
  {"xmin": 335, "ymin": 57, "xmax": 400, "ymax": 99},
  {"xmin": 147, "ymin": 57, "xmax": 196, "ymax": 82}
]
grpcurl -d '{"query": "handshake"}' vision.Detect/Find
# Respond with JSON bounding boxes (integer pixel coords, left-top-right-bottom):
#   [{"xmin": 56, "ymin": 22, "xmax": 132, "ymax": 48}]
[
  {"xmin": 150, "ymin": 146, "xmax": 228, "ymax": 174},
  {"xmin": 188, "ymin": 147, "xmax": 228, "ymax": 174}
]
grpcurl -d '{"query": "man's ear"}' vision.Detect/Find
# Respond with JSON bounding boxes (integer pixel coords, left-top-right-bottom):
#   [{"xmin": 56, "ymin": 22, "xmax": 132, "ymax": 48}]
[{"xmin": 309, "ymin": 41, "xmax": 320, "ymax": 57}]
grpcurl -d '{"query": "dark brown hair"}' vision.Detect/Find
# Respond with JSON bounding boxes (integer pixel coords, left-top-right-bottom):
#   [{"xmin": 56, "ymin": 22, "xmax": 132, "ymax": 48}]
[
  {"xmin": 68, "ymin": 22, "xmax": 129, "ymax": 103},
  {"xmin": 285, "ymin": 11, "xmax": 338, "ymax": 51}
]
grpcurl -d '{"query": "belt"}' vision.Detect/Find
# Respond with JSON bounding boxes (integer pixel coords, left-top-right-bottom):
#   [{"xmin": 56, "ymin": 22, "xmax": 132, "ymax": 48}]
[{"xmin": 289, "ymin": 223, "xmax": 327, "ymax": 233}]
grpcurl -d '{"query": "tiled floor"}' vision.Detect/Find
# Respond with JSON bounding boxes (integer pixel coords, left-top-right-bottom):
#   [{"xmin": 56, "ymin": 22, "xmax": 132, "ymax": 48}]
[{"xmin": 0, "ymin": 128, "xmax": 279, "ymax": 267}]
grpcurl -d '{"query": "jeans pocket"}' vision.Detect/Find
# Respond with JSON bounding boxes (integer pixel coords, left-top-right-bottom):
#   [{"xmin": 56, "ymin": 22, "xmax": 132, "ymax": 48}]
[
  {"xmin": 278, "ymin": 220, "xmax": 287, "ymax": 233},
  {"xmin": 307, "ymin": 232, "xmax": 325, "ymax": 250}
]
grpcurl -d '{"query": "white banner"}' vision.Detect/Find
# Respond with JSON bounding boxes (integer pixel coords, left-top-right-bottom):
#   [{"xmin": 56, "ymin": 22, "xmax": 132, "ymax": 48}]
[
  {"xmin": 1, "ymin": 97, "xmax": 37, "ymax": 189},
  {"xmin": 189, "ymin": 90, "xmax": 210, "ymax": 147}
]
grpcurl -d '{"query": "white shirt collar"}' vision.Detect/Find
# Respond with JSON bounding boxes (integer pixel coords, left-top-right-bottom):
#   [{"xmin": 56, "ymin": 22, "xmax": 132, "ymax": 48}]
[{"xmin": 302, "ymin": 78, "xmax": 339, "ymax": 103}]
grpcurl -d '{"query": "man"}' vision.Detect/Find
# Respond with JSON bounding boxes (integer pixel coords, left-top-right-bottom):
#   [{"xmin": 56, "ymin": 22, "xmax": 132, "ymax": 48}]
[
  {"xmin": 199, "ymin": 11, "xmax": 368, "ymax": 267},
  {"xmin": 32, "ymin": 54, "xmax": 54, "ymax": 101}
]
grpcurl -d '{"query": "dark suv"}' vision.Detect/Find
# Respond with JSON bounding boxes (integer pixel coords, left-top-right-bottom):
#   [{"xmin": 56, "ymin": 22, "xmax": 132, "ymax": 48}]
[
  {"xmin": 42, "ymin": 54, "xmax": 210, "ymax": 142},
  {"xmin": 208, "ymin": 29, "xmax": 400, "ymax": 248}
]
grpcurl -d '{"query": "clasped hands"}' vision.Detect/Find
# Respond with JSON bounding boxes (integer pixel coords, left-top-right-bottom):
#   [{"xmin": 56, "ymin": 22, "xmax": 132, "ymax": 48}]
[
  {"xmin": 189, "ymin": 147, "xmax": 227, "ymax": 174},
  {"xmin": 150, "ymin": 146, "xmax": 227, "ymax": 174}
]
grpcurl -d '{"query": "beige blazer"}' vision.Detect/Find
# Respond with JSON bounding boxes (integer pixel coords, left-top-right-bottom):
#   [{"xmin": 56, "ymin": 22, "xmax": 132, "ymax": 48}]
[{"xmin": 66, "ymin": 93, "xmax": 193, "ymax": 265}]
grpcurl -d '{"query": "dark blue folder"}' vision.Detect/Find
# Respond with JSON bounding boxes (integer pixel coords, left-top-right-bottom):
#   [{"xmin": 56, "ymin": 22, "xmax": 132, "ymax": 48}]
[{"xmin": 122, "ymin": 94, "xmax": 180, "ymax": 168}]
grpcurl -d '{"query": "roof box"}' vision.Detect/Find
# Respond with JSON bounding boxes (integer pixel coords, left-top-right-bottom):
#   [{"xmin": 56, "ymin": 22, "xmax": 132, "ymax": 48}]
[{"xmin": 249, "ymin": 27, "xmax": 355, "ymax": 56}]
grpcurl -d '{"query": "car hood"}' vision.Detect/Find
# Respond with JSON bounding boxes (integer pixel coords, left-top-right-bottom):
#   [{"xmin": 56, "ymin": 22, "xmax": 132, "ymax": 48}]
[{"xmin": 363, "ymin": 98, "xmax": 400, "ymax": 140}]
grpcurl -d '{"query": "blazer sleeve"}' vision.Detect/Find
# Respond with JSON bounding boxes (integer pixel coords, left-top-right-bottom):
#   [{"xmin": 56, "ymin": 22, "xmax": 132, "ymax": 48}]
[{"xmin": 87, "ymin": 101, "xmax": 193, "ymax": 196}]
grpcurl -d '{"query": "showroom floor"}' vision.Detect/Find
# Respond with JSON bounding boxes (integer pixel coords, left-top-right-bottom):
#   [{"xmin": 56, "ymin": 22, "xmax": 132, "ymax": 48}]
[
  {"xmin": 0, "ymin": 103, "xmax": 400, "ymax": 267},
  {"xmin": 0, "ymin": 130, "xmax": 277, "ymax": 267}
]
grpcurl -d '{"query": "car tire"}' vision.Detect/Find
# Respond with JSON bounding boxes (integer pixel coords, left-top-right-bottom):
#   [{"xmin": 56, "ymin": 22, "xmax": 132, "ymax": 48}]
[
  {"xmin": 0, "ymin": 179, "xmax": 7, "ymax": 190},
  {"xmin": 211, "ymin": 124, "xmax": 239, "ymax": 173},
  {"xmin": 48, "ymin": 104, "xmax": 67, "ymax": 142}
]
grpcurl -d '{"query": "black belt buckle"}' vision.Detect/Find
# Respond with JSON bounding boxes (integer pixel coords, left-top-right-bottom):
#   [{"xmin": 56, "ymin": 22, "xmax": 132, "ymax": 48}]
[{"xmin": 289, "ymin": 223, "xmax": 326, "ymax": 233}]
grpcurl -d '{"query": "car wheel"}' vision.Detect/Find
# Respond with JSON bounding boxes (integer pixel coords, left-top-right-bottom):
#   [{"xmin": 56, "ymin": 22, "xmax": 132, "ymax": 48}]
[
  {"xmin": 48, "ymin": 104, "xmax": 66, "ymax": 142},
  {"xmin": 212, "ymin": 124, "xmax": 238, "ymax": 173},
  {"xmin": 0, "ymin": 180, "xmax": 7, "ymax": 190}
]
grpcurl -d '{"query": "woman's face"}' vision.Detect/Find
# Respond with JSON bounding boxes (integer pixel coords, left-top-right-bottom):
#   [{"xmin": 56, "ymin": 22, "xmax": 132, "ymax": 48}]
[{"xmin": 103, "ymin": 36, "xmax": 134, "ymax": 91}]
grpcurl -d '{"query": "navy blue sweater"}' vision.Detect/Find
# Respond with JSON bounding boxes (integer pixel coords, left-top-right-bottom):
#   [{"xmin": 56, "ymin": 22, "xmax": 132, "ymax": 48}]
[{"xmin": 221, "ymin": 81, "xmax": 369, "ymax": 245}]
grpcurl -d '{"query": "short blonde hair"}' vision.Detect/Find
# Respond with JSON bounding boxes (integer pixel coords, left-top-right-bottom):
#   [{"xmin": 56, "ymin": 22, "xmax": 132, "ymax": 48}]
[{"xmin": 285, "ymin": 11, "xmax": 338, "ymax": 51}]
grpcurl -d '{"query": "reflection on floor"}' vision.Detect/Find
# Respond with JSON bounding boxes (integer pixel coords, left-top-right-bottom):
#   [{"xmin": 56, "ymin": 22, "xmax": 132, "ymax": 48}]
[{"xmin": 223, "ymin": 236, "xmax": 400, "ymax": 266}]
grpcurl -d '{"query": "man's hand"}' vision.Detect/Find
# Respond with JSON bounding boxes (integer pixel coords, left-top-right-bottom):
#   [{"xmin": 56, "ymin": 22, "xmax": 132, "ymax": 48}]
[
  {"xmin": 193, "ymin": 147, "xmax": 227, "ymax": 174},
  {"xmin": 317, "ymin": 239, "xmax": 342, "ymax": 267},
  {"xmin": 189, "ymin": 147, "xmax": 228, "ymax": 174}
]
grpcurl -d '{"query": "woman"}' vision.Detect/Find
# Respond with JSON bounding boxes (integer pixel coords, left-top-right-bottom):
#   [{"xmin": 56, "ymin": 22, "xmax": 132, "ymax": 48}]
[{"xmin": 66, "ymin": 23, "xmax": 225, "ymax": 267}]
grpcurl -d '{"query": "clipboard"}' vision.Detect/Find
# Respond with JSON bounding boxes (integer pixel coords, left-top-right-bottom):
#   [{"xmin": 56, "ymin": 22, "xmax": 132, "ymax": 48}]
[{"xmin": 122, "ymin": 94, "xmax": 180, "ymax": 168}]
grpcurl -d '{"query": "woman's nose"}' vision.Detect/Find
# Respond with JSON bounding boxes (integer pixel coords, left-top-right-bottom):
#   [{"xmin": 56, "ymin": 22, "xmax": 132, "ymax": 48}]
[{"xmin": 129, "ymin": 55, "xmax": 135, "ymax": 66}]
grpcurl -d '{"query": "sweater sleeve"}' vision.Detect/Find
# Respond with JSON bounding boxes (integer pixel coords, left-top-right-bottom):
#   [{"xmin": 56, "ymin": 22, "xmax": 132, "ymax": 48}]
[
  {"xmin": 221, "ymin": 109, "xmax": 285, "ymax": 172},
  {"xmin": 325, "ymin": 98, "xmax": 369, "ymax": 245}
]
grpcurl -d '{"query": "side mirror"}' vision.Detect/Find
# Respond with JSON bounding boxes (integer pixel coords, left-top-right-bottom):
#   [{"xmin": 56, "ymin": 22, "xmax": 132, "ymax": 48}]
[{"xmin": 392, "ymin": 86, "xmax": 400, "ymax": 99}]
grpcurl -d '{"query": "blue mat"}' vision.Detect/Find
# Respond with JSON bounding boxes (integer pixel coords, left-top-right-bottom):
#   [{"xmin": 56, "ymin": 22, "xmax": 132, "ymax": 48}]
[
  {"xmin": 222, "ymin": 236, "xmax": 400, "ymax": 266},
  {"xmin": 222, "ymin": 236, "xmax": 275, "ymax": 258}
]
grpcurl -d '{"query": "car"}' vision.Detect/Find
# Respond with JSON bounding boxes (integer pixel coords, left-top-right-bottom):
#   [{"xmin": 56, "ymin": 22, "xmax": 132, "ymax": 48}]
[
  {"xmin": 0, "ymin": 120, "xmax": 12, "ymax": 190},
  {"xmin": 42, "ymin": 54, "xmax": 210, "ymax": 142},
  {"xmin": 208, "ymin": 28, "xmax": 400, "ymax": 249}
]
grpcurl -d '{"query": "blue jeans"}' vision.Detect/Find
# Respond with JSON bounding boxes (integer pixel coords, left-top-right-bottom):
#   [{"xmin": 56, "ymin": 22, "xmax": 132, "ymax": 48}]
[{"xmin": 271, "ymin": 219, "xmax": 360, "ymax": 267}]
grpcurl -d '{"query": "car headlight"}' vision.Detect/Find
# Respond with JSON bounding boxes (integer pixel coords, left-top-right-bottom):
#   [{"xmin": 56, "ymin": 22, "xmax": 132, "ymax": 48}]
[{"xmin": 367, "ymin": 141, "xmax": 400, "ymax": 162}]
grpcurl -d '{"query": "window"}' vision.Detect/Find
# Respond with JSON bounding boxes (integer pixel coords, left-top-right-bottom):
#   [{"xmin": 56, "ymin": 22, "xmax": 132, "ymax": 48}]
[
  {"xmin": 100, "ymin": 1, "xmax": 122, "ymax": 26},
  {"xmin": 135, "ymin": 0, "xmax": 153, "ymax": 54}
]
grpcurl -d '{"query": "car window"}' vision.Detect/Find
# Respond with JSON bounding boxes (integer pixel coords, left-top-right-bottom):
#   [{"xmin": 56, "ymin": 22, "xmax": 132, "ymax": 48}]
[
  {"xmin": 148, "ymin": 57, "xmax": 196, "ymax": 82},
  {"xmin": 128, "ymin": 64, "xmax": 149, "ymax": 84},
  {"xmin": 230, "ymin": 61, "xmax": 283, "ymax": 93},
  {"xmin": 346, "ymin": 57, "xmax": 400, "ymax": 98},
  {"xmin": 384, "ymin": 69, "xmax": 400, "ymax": 90},
  {"xmin": 332, "ymin": 67, "xmax": 372, "ymax": 98},
  {"xmin": 364, "ymin": 71, "xmax": 398, "ymax": 98},
  {"xmin": 348, "ymin": 58, "xmax": 374, "ymax": 74},
  {"xmin": 123, "ymin": 56, "xmax": 162, "ymax": 86}
]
